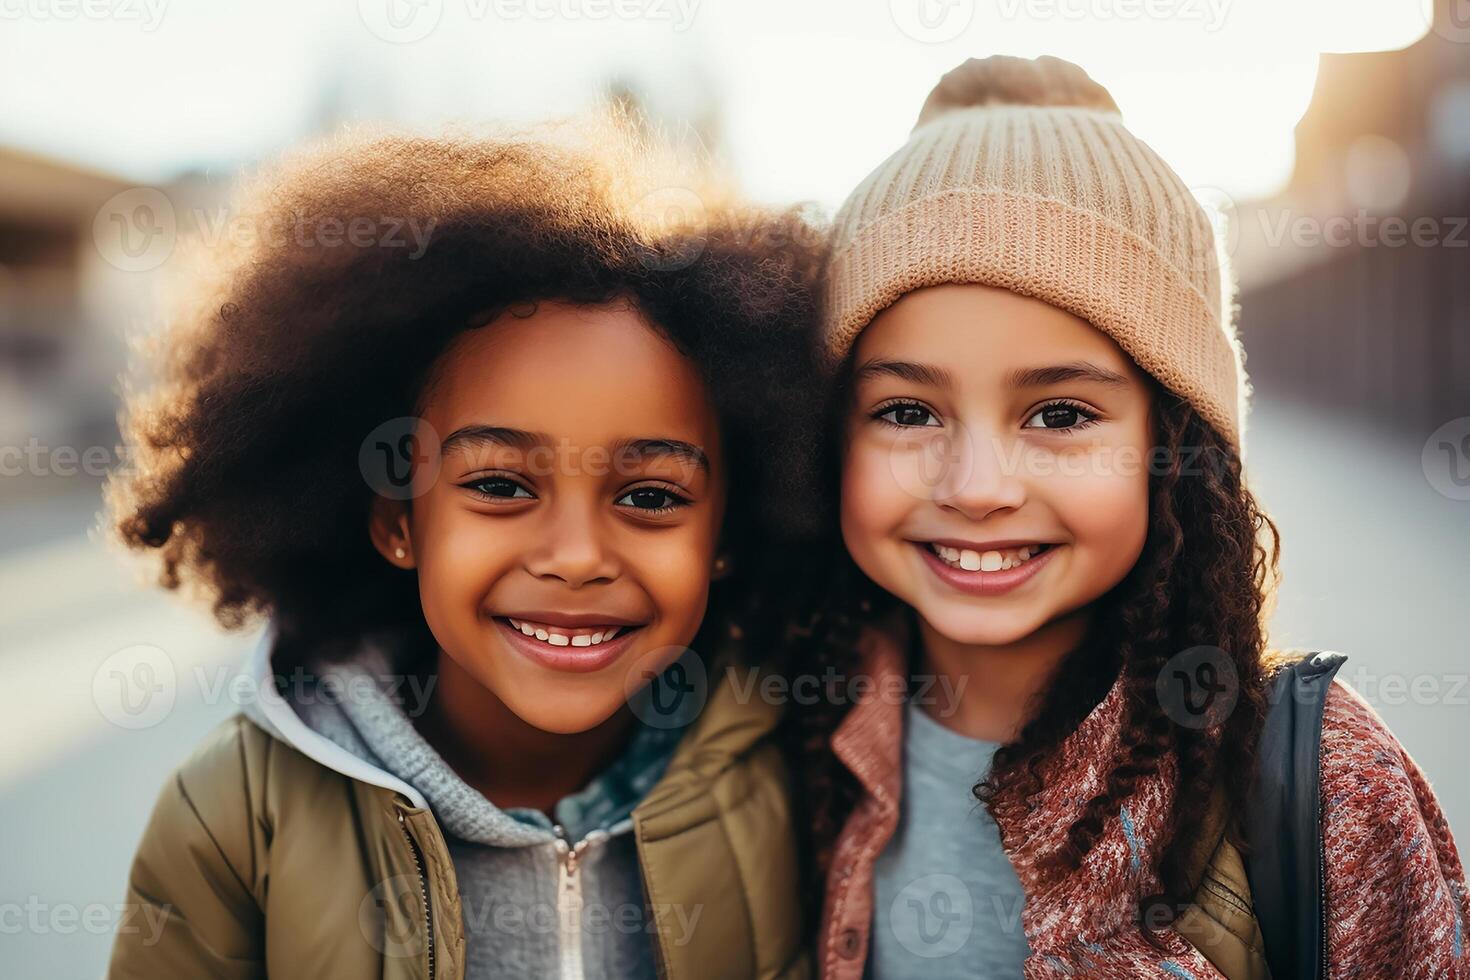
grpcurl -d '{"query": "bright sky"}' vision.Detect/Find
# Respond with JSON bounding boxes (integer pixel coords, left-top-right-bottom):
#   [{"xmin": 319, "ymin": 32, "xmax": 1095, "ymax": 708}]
[{"xmin": 0, "ymin": 0, "xmax": 1436, "ymax": 208}]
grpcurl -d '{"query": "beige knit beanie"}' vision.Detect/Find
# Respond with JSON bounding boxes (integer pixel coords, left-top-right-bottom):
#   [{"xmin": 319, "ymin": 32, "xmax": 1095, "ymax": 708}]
[{"xmin": 825, "ymin": 55, "xmax": 1248, "ymax": 450}]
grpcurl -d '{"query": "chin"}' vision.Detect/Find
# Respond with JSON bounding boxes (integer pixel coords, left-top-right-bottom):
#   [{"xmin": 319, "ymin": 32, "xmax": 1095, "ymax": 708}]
[
  {"xmin": 504, "ymin": 690, "xmax": 624, "ymax": 735},
  {"xmin": 916, "ymin": 601, "xmax": 1051, "ymax": 648}
]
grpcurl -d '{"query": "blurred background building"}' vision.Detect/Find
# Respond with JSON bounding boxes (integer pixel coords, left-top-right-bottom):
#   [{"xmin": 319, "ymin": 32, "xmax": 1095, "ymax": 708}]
[
  {"xmin": 1236, "ymin": 15, "xmax": 1470, "ymax": 432},
  {"xmin": 1, "ymin": 0, "xmax": 1467, "ymax": 975},
  {"xmin": 0, "ymin": 148, "xmax": 131, "ymax": 546}
]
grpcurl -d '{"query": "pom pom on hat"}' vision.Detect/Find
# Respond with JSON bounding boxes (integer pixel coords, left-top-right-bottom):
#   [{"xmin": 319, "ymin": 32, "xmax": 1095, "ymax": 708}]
[{"xmin": 914, "ymin": 54, "xmax": 1121, "ymax": 129}]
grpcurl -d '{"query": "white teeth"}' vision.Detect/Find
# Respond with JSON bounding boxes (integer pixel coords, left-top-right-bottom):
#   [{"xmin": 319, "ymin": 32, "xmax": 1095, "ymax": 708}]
[
  {"xmin": 505, "ymin": 619, "xmax": 628, "ymax": 647},
  {"xmin": 930, "ymin": 544, "xmax": 1047, "ymax": 572}
]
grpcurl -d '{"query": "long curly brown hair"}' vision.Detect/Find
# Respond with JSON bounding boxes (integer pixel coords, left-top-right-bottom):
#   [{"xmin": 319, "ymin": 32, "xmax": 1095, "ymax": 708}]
[
  {"xmin": 788, "ymin": 375, "xmax": 1282, "ymax": 929},
  {"xmin": 106, "ymin": 116, "xmax": 828, "ymax": 670}
]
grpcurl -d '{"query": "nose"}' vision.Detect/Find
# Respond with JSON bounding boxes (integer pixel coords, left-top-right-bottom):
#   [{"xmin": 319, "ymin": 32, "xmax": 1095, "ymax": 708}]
[
  {"xmin": 523, "ymin": 498, "xmax": 619, "ymax": 588},
  {"xmin": 933, "ymin": 424, "xmax": 1027, "ymax": 521}
]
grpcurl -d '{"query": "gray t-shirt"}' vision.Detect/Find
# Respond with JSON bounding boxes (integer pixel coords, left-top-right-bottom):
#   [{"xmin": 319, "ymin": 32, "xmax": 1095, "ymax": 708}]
[{"xmin": 870, "ymin": 700, "xmax": 1032, "ymax": 978}]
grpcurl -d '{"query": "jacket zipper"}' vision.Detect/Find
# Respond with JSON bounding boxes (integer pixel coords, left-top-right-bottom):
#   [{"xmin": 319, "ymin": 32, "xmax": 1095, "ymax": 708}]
[
  {"xmin": 553, "ymin": 824, "xmax": 609, "ymax": 980},
  {"xmin": 398, "ymin": 809, "xmax": 436, "ymax": 980}
]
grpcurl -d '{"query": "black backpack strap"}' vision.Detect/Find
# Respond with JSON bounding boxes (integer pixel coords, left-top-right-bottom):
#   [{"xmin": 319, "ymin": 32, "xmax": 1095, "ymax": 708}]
[{"xmin": 1243, "ymin": 651, "xmax": 1347, "ymax": 980}]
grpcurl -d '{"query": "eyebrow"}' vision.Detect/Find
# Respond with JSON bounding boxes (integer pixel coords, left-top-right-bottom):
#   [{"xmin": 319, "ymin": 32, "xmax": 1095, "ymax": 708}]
[
  {"xmin": 852, "ymin": 359, "xmax": 955, "ymax": 389},
  {"xmin": 438, "ymin": 425, "xmax": 709, "ymax": 474},
  {"xmin": 1005, "ymin": 361, "xmax": 1131, "ymax": 389},
  {"xmin": 440, "ymin": 425, "xmax": 545, "ymax": 456},
  {"xmin": 610, "ymin": 437, "xmax": 710, "ymax": 474},
  {"xmin": 852, "ymin": 358, "xmax": 1129, "ymax": 391}
]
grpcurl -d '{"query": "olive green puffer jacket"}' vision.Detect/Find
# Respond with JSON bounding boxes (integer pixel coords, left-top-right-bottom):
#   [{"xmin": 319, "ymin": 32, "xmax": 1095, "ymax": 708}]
[{"xmin": 107, "ymin": 632, "xmax": 809, "ymax": 980}]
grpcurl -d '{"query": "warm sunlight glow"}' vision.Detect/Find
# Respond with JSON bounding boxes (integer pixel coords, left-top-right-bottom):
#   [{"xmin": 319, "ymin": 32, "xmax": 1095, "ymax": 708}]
[{"xmin": 0, "ymin": 0, "xmax": 1435, "ymax": 207}]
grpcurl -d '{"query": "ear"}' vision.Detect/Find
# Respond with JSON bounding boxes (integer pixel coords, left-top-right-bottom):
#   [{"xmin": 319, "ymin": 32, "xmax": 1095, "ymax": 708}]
[{"xmin": 368, "ymin": 496, "xmax": 416, "ymax": 569}]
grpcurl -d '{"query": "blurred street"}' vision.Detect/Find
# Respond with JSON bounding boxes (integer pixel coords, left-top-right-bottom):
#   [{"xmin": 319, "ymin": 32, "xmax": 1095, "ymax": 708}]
[
  {"xmin": 0, "ymin": 486, "xmax": 253, "ymax": 978},
  {"xmin": 1, "ymin": 395, "xmax": 1467, "ymax": 979}
]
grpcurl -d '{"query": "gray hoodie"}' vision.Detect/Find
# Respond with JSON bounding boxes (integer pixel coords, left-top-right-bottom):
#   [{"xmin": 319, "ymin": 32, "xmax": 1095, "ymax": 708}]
[{"xmin": 240, "ymin": 632, "xmax": 685, "ymax": 980}]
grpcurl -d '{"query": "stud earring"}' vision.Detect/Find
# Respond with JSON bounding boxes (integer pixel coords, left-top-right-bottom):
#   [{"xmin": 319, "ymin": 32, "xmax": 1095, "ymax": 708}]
[
  {"xmin": 394, "ymin": 546, "xmax": 407, "ymax": 560},
  {"xmin": 712, "ymin": 555, "xmax": 730, "ymax": 577}
]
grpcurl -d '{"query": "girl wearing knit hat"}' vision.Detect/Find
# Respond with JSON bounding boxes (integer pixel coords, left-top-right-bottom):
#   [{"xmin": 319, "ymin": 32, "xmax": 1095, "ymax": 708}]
[{"xmin": 793, "ymin": 55, "xmax": 1467, "ymax": 978}]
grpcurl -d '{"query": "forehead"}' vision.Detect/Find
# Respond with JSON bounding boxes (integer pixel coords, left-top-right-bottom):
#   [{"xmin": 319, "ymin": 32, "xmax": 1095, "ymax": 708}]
[
  {"xmin": 422, "ymin": 300, "xmax": 719, "ymax": 451},
  {"xmin": 855, "ymin": 283, "xmax": 1136, "ymax": 379}
]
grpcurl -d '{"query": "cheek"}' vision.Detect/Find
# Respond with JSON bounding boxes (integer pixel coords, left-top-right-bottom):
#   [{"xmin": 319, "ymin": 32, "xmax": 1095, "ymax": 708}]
[
  {"xmin": 637, "ymin": 520, "xmax": 719, "ymax": 636},
  {"xmin": 840, "ymin": 440, "xmax": 909, "ymax": 544},
  {"xmin": 839, "ymin": 438, "xmax": 926, "ymax": 600},
  {"xmin": 410, "ymin": 495, "xmax": 515, "ymax": 615},
  {"xmin": 1048, "ymin": 453, "xmax": 1151, "ymax": 572}
]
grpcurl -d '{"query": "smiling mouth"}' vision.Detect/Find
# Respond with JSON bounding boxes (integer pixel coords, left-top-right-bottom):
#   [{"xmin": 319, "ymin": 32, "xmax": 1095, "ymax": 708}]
[
  {"xmin": 922, "ymin": 542, "xmax": 1054, "ymax": 572},
  {"xmin": 496, "ymin": 616, "xmax": 643, "ymax": 649}
]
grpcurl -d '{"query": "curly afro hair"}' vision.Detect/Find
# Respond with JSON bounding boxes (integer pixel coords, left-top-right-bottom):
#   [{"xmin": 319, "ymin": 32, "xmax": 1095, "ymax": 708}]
[{"xmin": 107, "ymin": 115, "xmax": 829, "ymax": 664}]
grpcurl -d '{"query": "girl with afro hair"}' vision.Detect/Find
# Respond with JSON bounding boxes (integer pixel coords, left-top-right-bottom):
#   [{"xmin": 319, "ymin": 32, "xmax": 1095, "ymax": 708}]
[{"xmin": 106, "ymin": 114, "xmax": 825, "ymax": 980}]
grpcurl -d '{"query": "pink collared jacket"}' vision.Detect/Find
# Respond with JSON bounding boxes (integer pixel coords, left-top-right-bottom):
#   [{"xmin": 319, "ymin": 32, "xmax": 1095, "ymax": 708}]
[{"xmin": 817, "ymin": 618, "xmax": 1470, "ymax": 978}]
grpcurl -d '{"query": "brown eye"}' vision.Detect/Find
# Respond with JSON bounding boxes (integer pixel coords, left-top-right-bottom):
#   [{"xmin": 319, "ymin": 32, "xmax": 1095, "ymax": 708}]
[
  {"xmin": 875, "ymin": 402, "xmax": 940, "ymax": 428},
  {"xmin": 1022, "ymin": 402, "xmax": 1097, "ymax": 430},
  {"xmin": 1043, "ymin": 406, "xmax": 1079, "ymax": 428},
  {"xmin": 463, "ymin": 476, "xmax": 533, "ymax": 499},
  {"xmin": 616, "ymin": 486, "xmax": 690, "ymax": 512}
]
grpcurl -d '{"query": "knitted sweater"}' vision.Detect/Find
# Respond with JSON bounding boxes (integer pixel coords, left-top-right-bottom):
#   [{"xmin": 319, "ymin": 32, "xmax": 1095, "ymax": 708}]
[{"xmin": 818, "ymin": 619, "xmax": 1469, "ymax": 978}]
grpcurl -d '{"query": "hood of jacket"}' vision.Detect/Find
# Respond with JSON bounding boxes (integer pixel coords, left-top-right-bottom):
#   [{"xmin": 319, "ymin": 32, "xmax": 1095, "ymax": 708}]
[
  {"xmin": 238, "ymin": 625, "xmax": 433, "ymax": 810},
  {"xmin": 235, "ymin": 624, "xmax": 787, "ymax": 816},
  {"xmin": 237, "ymin": 626, "xmax": 690, "ymax": 848}
]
